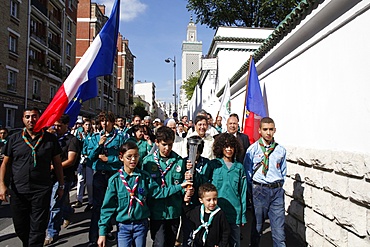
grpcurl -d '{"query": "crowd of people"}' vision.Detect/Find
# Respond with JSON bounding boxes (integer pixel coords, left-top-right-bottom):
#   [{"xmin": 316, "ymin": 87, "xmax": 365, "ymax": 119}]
[{"xmin": 0, "ymin": 108, "xmax": 287, "ymax": 247}]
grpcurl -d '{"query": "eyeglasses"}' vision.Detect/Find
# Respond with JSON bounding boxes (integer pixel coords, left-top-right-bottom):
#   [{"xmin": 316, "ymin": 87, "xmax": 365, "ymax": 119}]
[
  {"xmin": 124, "ymin": 155, "xmax": 140, "ymax": 160},
  {"xmin": 0, "ymin": 132, "xmax": 6, "ymax": 134}
]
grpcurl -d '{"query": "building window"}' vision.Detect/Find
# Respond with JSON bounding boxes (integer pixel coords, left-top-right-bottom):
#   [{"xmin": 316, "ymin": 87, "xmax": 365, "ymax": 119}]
[
  {"xmin": 66, "ymin": 43, "xmax": 71, "ymax": 57},
  {"xmin": 6, "ymin": 108, "xmax": 16, "ymax": 128},
  {"xmin": 67, "ymin": 19, "xmax": 72, "ymax": 33},
  {"xmin": 68, "ymin": 0, "xmax": 72, "ymax": 10},
  {"xmin": 9, "ymin": 34, "xmax": 18, "ymax": 53},
  {"xmin": 7, "ymin": 69, "xmax": 17, "ymax": 92},
  {"xmin": 65, "ymin": 66, "xmax": 71, "ymax": 77},
  {"xmin": 33, "ymin": 79, "xmax": 41, "ymax": 100},
  {"xmin": 97, "ymin": 97, "xmax": 101, "ymax": 109},
  {"xmin": 30, "ymin": 19, "xmax": 37, "ymax": 33},
  {"xmin": 50, "ymin": 85, "xmax": 56, "ymax": 101},
  {"xmin": 10, "ymin": 0, "xmax": 19, "ymax": 18}
]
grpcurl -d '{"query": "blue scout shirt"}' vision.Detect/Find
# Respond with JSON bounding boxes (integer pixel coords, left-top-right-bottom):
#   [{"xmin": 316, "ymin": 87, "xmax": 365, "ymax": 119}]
[{"xmin": 243, "ymin": 140, "xmax": 287, "ymax": 185}]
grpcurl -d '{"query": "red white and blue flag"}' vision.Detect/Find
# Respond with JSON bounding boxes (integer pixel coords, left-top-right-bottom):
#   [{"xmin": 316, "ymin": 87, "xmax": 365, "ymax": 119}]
[
  {"xmin": 243, "ymin": 57, "xmax": 267, "ymax": 144},
  {"xmin": 34, "ymin": 0, "xmax": 120, "ymax": 132}
]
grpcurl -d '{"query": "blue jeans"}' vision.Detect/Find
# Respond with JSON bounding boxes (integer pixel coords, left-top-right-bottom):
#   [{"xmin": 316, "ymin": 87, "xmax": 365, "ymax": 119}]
[
  {"xmin": 250, "ymin": 184, "xmax": 286, "ymax": 247},
  {"xmin": 47, "ymin": 181, "xmax": 72, "ymax": 238},
  {"xmin": 117, "ymin": 219, "xmax": 148, "ymax": 247},
  {"xmin": 89, "ymin": 170, "xmax": 115, "ymax": 243}
]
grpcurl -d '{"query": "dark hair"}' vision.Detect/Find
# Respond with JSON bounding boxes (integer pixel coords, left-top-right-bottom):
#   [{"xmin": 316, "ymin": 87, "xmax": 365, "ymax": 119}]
[
  {"xmin": 156, "ymin": 126, "xmax": 175, "ymax": 142},
  {"xmin": 229, "ymin": 113, "xmax": 239, "ymax": 121},
  {"xmin": 194, "ymin": 115, "xmax": 207, "ymax": 125},
  {"xmin": 198, "ymin": 183, "xmax": 218, "ymax": 198},
  {"xmin": 0, "ymin": 127, "xmax": 8, "ymax": 133},
  {"xmin": 212, "ymin": 133, "xmax": 242, "ymax": 160},
  {"xmin": 23, "ymin": 107, "xmax": 41, "ymax": 114},
  {"xmin": 83, "ymin": 118, "xmax": 91, "ymax": 123},
  {"xmin": 260, "ymin": 117, "xmax": 275, "ymax": 127},
  {"xmin": 58, "ymin": 114, "xmax": 70, "ymax": 125},
  {"xmin": 119, "ymin": 141, "xmax": 138, "ymax": 156},
  {"xmin": 132, "ymin": 124, "xmax": 144, "ymax": 133},
  {"xmin": 177, "ymin": 122, "xmax": 184, "ymax": 127},
  {"xmin": 186, "ymin": 136, "xmax": 204, "ymax": 155},
  {"xmin": 98, "ymin": 111, "xmax": 115, "ymax": 123}
]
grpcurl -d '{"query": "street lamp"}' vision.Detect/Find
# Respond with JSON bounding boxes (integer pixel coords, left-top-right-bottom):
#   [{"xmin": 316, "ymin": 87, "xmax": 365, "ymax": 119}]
[{"xmin": 165, "ymin": 56, "xmax": 177, "ymax": 118}]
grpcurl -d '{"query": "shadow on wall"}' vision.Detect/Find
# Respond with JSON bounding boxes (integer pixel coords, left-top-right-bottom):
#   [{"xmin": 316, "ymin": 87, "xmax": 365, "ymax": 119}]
[{"xmin": 286, "ymin": 173, "xmax": 307, "ymax": 246}]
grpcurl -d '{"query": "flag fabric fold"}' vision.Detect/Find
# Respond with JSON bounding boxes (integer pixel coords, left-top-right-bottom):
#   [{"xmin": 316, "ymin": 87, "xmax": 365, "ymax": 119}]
[
  {"xmin": 34, "ymin": 0, "xmax": 120, "ymax": 132},
  {"xmin": 243, "ymin": 57, "xmax": 267, "ymax": 143},
  {"xmin": 218, "ymin": 80, "xmax": 231, "ymax": 132}
]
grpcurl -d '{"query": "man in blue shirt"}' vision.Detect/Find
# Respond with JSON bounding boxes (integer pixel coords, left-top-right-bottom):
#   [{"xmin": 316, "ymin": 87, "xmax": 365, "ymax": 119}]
[{"xmin": 244, "ymin": 117, "xmax": 287, "ymax": 247}]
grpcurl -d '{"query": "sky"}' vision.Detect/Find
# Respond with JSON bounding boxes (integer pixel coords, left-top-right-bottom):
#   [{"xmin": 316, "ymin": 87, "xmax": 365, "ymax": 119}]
[{"xmin": 98, "ymin": 0, "xmax": 216, "ymax": 102}]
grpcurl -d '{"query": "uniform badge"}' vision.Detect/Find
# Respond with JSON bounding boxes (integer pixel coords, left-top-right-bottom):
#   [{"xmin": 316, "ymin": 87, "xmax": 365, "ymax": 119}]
[
  {"xmin": 175, "ymin": 165, "xmax": 181, "ymax": 172},
  {"xmin": 152, "ymin": 165, "xmax": 158, "ymax": 172}
]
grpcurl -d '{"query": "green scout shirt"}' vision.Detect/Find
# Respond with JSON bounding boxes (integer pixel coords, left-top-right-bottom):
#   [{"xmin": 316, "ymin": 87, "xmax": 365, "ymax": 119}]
[
  {"xmin": 88, "ymin": 130, "xmax": 126, "ymax": 171},
  {"xmin": 142, "ymin": 151, "xmax": 186, "ymax": 220},
  {"xmin": 201, "ymin": 158, "xmax": 247, "ymax": 225},
  {"xmin": 98, "ymin": 167, "xmax": 183, "ymax": 235}
]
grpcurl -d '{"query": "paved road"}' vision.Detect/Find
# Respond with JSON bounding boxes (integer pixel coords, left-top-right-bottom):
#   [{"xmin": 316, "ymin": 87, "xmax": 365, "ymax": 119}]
[{"xmin": 0, "ymin": 188, "xmax": 303, "ymax": 247}]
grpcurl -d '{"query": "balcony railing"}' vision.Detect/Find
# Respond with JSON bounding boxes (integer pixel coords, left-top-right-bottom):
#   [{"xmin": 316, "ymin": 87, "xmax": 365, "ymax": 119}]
[
  {"xmin": 31, "ymin": 0, "xmax": 47, "ymax": 16},
  {"xmin": 48, "ymin": 39, "xmax": 61, "ymax": 54}
]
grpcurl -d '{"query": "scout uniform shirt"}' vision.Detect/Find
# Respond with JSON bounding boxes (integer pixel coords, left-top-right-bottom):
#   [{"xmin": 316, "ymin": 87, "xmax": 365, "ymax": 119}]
[
  {"xmin": 142, "ymin": 150, "xmax": 186, "ymax": 220},
  {"xmin": 98, "ymin": 167, "xmax": 184, "ymax": 236},
  {"xmin": 200, "ymin": 158, "xmax": 247, "ymax": 225},
  {"xmin": 88, "ymin": 129, "xmax": 126, "ymax": 171}
]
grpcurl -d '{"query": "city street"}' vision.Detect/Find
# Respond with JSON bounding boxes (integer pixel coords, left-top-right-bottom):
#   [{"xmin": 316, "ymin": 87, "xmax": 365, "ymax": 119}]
[{"xmin": 0, "ymin": 188, "xmax": 303, "ymax": 247}]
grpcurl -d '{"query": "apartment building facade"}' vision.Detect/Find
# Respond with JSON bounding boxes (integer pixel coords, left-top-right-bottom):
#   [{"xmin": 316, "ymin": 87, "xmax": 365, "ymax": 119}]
[
  {"xmin": 117, "ymin": 34, "xmax": 135, "ymax": 119},
  {"xmin": 0, "ymin": 0, "xmax": 78, "ymax": 128}
]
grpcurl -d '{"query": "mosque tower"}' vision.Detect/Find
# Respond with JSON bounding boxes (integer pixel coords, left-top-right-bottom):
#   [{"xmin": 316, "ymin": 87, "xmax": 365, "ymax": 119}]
[{"xmin": 180, "ymin": 16, "xmax": 202, "ymax": 117}]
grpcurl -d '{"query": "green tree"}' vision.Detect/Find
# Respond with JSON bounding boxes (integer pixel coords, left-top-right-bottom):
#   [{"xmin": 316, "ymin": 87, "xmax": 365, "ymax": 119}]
[
  {"xmin": 186, "ymin": 0, "xmax": 300, "ymax": 29},
  {"xmin": 181, "ymin": 71, "xmax": 200, "ymax": 100},
  {"xmin": 133, "ymin": 102, "xmax": 149, "ymax": 119}
]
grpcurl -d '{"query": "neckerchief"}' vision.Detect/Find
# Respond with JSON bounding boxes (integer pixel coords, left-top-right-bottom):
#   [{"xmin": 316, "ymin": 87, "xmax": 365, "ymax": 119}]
[
  {"xmin": 258, "ymin": 138, "xmax": 277, "ymax": 176},
  {"xmin": 118, "ymin": 168, "xmax": 143, "ymax": 216},
  {"xmin": 195, "ymin": 157, "xmax": 205, "ymax": 173},
  {"xmin": 153, "ymin": 150, "xmax": 175, "ymax": 187},
  {"xmin": 57, "ymin": 131, "xmax": 70, "ymax": 147},
  {"xmin": 192, "ymin": 204, "xmax": 221, "ymax": 245},
  {"xmin": 22, "ymin": 128, "xmax": 44, "ymax": 167}
]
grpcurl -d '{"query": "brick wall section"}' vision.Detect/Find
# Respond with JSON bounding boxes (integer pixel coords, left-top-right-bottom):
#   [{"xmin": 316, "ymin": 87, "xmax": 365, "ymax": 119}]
[{"xmin": 284, "ymin": 146, "xmax": 370, "ymax": 246}]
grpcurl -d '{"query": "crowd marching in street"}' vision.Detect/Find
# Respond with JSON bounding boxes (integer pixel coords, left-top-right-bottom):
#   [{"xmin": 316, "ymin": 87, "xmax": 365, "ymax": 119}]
[{"xmin": 0, "ymin": 107, "xmax": 287, "ymax": 247}]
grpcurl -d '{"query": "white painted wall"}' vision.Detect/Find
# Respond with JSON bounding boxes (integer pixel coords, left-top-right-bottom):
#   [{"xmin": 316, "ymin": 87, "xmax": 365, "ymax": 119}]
[{"xmin": 257, "ymin": 0, "xmax": 370, "ymax": 154}]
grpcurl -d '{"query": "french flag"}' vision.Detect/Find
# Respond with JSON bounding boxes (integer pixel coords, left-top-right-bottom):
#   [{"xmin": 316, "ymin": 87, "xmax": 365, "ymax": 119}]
[
  {"xmin": 34, "ymin": 0, "xmax": 120, "ymax": 132},
  {"xmin": 243, "ymin": 57, "xmax": 267, "ymax": 144}
]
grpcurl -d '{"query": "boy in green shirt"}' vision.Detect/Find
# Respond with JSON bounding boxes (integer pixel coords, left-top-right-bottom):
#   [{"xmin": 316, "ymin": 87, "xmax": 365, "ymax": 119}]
[{"xmin": 142, "ymin": 126, "xmax": 186, "ymax": 247}]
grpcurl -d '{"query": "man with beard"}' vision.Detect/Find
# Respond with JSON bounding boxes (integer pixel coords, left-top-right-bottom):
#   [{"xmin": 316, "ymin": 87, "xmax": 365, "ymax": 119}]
[{"xmin": 0, "ymin": 107, "xmax": 63, "ymax": 246}]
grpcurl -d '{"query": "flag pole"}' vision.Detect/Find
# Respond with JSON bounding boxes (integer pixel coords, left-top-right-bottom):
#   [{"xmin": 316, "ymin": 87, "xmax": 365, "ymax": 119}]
[{"xmin": 241, "ymin": 55, "xmax": 254, "ymax": 131}]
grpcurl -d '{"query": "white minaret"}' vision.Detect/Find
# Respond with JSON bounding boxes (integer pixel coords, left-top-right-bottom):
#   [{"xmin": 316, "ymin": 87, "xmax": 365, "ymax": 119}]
[{"xmin": 180, "ymin": 16, "xmax": 202, "ymax": 117}]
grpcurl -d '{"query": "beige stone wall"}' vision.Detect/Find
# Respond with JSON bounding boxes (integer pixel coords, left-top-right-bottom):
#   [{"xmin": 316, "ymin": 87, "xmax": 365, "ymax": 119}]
[{"xmin": 284, "ymin": 146, "xmax": 370, "ymax": 246}]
